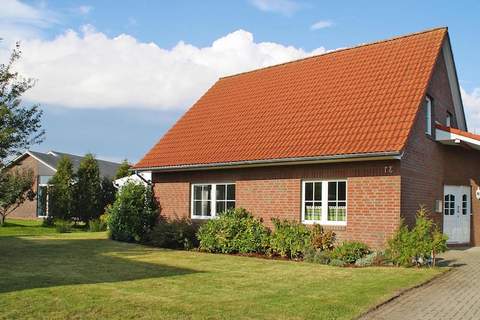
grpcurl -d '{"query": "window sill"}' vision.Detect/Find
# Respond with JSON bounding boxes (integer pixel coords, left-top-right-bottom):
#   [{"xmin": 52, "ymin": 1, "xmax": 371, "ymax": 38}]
[
  {"xmin": 302, "ymin": 220, "xmax": 347, "ymax": 227},
  {"xmin": 191, "ymin": 216, "xmax": 216, "ymax": 220}
]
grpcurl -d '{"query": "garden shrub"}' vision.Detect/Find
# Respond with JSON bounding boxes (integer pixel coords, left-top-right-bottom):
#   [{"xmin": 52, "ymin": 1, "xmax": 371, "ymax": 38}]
[
  {"xmin": 107, "ymin": 182, "xmax": 158, "ymax": 243},
  {"xmin": 269, "ymin": 218, "xmax": 311, "ymax": 259},
  {"xmin": 386, "ymin": 206, "xmax": 448, "ymax": 267},
  {"xmin": 329, "ymin": 259, "xmax": 346, "ymax": 267},
  {"xmin": 354, "ymin": 252, "xmax": 379, "ymax": 267},
  {"xmin": 88, "ymin": 218, "xmax": 107, "ymax": 232},
  {"xmin": 304, "ymin": 248, "xmax": 332, "ymax": 265},
  {"xmin": 310, "ymin": 224, "xmax": 336, "ymax": 251},
  {"xmin": 41, "ymin": 216, "xmax": 55, "ymax": 227},
  {"xmin": 331, "ymin": 241, "xmax": 370, "ymax": 264},
  {"xmin": 150, "ymin": 217, "xmax": 198, "ymax": 250},
  {"xmin": 55, "ymin": 219, "xmax": 73, "ymax": 233},
  {"xmin": 197, "ymin": 208, "xmax": 270, "ymax": 254}
]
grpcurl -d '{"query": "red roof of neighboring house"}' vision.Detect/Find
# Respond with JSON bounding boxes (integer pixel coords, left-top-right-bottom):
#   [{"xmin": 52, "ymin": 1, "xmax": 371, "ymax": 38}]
[
  {"xmin": 135, "ymin": 28, "xmax": 448, "ymax": 169},
  {"xmin": 436, "ymin": 124, "xmax": 480, "ymax": 141}
]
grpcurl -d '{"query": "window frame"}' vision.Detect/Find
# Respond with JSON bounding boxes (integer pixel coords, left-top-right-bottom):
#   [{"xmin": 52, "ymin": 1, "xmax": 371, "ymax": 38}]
[
  {"xmin": 425, "ymin": 96, "xmax": 432, "ymax": 135},
  {"xmin": 301, "ymin": 180, "xmax": 347, "ymax": 226},
  {"xmin": 191, "ymin": 183, "xmax": 235, "ymax": 219}
]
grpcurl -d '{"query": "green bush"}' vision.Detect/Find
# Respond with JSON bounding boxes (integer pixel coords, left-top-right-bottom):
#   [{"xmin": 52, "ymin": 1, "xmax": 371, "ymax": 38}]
[
  {"xmin": 150, "ymin": 218, "xmax": 198, "ymax": 250},
  {"xmin": 386, "ymin": 206, "xmax": 448, "ymax": 267},
  {"xmin": 311, "ymin": 224, "xmax": 336, "ymax": 251},
  {"xmin": 197, "ymin": 208, "xmax": 270, "ymax": 254},
  {"xmin": 88, "ymin": 218, "xmax": 107, "ymax": 232},
  {"xmin": 354, "ymin": 252, "xmax": 381, "ymax": 267},
  {"xmin": 269, "ymin": 218, "xmax": 311, "ymax": 259},
  {"xmin": 41, "ymin": 216, "xmax": 55, "ymax": 227},
  {"xmin": 329, "ymin": 258, "xmax": 346, "ymax": 267},
  {"xmin": 107, "ymin": 182, "xmax": 158, "ymax": 243},
  {"xmin": 304, "ymin": 248, "xmax": 332, "ymax": 264},
  {"xmin": 55, "ymin": 219, "xmax": 73, "ymax": 233},
  {"xmin": 197, "ymin": 208, "xmax": 269, "ymax": 253},
  {"xmin": 331, "ymin": 241, "xmax": 370, "ymax": 264}
]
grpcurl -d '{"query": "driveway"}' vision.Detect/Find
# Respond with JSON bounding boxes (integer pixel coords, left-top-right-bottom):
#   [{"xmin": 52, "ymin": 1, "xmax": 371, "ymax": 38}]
[{"xmin": 360, "ymin": 247, "xmax": 480, "ymax": 320}]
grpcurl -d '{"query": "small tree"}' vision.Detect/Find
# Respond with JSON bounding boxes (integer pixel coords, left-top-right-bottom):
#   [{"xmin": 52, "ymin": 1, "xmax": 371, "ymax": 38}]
[
  {"xmin": 100, "ymin": 176, "xmax": 116, "ymax": 213},
  {"xmin": 114, "ymin": 159, "xmax": 131, "ymax": 180},
  {"xmin": 74, "ymin": 153, "xmax": 102, "ymax": 222},
  {"xmin": 386, "ymin": 206, "xmax": 448, "ymax": 267},
  {"xmin": 0, "ymin": 42, "xmax": 44, "ymax": 224},
  {"xmin": 107, "ymin": 182, "xmax": 157, "ymax": 242},
  {"xmin": 0, "ymin": 42, "xmax": 44, "ymax": 165},
  {"xmin": 48, "ymin": 156, "xmax": 74, "ymax": 220},
  {"xmin": 0, "ymin": 169, "xmax": 35, "ymax": 225}
]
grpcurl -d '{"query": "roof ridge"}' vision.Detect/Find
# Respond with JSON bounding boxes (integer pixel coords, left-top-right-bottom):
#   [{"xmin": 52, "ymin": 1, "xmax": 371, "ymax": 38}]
[{"xmin": 220, "ymin": 26, "xmax": 448, "ymax": 80}]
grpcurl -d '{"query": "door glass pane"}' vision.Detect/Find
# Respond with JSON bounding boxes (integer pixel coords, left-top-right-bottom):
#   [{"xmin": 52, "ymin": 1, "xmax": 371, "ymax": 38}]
[
  {"xmin": 462, "ymin": 194, "xmax": 468, "ymax": 215},
  {"xmin": 444, "ymin": 194, "xmax": 455, "ymax": 215}
]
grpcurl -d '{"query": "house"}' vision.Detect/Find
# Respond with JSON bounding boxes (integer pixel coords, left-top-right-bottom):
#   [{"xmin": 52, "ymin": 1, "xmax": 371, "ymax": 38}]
[
  {"xmin": 113, "ymin": 171, "xmax": 152, "ymax": 189},
  {"xmin": 134, "ymin": 27, "xmax": 480, "ymax": 248},
  {"xmin": 7, "ymin": 150, "xmax": 121, "ymax": 219}
]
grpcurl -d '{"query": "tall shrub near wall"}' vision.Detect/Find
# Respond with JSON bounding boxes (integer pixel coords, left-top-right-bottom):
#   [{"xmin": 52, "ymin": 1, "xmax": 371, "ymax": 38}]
[
  {"xmin": 74, "ymin": 154, "xmax": 102, "ymax": 222},
  {"xmin": 107, "ymin": 182, "xmax": 157, "ymax": 242},
  {"xmin": 49, "ymin": 156, "xmax": 74, "ymax": 220}
]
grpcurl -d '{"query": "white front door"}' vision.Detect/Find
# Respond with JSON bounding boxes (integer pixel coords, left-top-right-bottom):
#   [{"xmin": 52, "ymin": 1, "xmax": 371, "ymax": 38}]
[{"xmin": 443, "ymin": 185, "xmax": 471, "ymax": 244}]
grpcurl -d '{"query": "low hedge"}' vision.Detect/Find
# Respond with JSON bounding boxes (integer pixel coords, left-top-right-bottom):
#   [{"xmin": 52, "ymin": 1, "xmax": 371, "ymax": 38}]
[{"xmin": 197, "ymin": 208, "xmax": 270, "ymax": 254}]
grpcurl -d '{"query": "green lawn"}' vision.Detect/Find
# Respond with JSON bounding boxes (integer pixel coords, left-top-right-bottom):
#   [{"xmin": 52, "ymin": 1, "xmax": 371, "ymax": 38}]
[
  {"xmin": 0, "ymin": 218, "xmax": 57, "ymax": 237},
  {"xmin": 0, "ymin": 219, "xmax": 86, "ymax": 237},
  {"xmin": 0, "ymin": 221, "xmax": 444, "ymax": 320}
]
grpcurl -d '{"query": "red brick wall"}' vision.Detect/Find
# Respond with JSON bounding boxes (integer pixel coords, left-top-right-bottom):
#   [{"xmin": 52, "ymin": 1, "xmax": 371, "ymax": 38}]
[
  {"xmin": 401, "ymin": 48, "xmax": 480, "ymax": 245},
  {"xmin": 8, "ymin": 155, "xmax": 39, "ymax": 219},
  {"xmin": 153, "ymin": 160, "xmax": 401, "ymax": 248}
]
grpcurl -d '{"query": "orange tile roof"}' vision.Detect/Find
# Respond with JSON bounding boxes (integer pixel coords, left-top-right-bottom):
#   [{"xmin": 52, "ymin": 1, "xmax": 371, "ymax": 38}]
[
  {"xmin": 436, "ymin": 124, "xmax": 480, "ymax": 141},
  {"xmin": 135, "ymin": 28, "xmax": 447, "ymax": 169}
]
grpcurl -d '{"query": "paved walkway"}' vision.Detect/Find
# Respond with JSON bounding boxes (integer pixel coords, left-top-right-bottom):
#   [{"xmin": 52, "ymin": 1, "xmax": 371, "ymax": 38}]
[{"xmin": 360, "ymin": 247, "xmax": 480, "ymax": 320}]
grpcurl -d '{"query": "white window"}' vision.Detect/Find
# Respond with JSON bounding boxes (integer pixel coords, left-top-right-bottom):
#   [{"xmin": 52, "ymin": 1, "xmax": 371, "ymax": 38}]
[
  {"xmin": 191, "ymin": 183, "xmax": 235, "ymax": 219},
  {"xmin": 425, "ymin": 96, "xmax": 432, "ymax": 135},
  {"xmin": 446, "ymin": 112, "xmax": 452, "ymax": 127},
  {"xmin": 302, "ymin": 180, "xmax": 347, "ymax": 225}
]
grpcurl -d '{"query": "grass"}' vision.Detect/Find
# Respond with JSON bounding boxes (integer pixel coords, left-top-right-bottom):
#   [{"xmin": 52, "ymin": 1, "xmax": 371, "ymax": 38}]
[
  {"xmin": 0, "ymin": 219, "xmax": 86, "ymax": 237},
  {"xmin": 0, "ymin": 221, "xmax": 444, "ymax": 320}
]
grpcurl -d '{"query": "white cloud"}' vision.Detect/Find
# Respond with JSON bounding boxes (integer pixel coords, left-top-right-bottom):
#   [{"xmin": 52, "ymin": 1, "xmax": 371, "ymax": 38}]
[
  {"xmin": 4, "ymin": 26, "xmax": 326, "ymax": 109},
  {"xmin": 0, "ymin": 0, "xmax": 57, "ymax": 42},
  {"xmin": 461, "ymin": 87, "xmax": 480, "ymax": 133},
  {"xmin": 76, "ymin": 5, "xmax": 93, "ymax": 15},
  {"xmin": 249, "ymin": 0, "xmax": 300, "ymax": 16},
  {"xmin": 310, "ymin": 20, "xmax": 333, "ymax": 30}
]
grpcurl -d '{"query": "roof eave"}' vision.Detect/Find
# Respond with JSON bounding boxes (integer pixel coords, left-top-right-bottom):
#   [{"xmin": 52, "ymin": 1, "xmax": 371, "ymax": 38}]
[{"xmin": 134, "ymin": 151, "xmax": 403, "ymax": 173}]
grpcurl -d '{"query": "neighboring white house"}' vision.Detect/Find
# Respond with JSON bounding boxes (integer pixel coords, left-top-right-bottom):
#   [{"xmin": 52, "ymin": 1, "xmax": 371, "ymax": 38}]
[{"xmin": 113, "ymin": 171, "xmax": 152, "ymax": 189}]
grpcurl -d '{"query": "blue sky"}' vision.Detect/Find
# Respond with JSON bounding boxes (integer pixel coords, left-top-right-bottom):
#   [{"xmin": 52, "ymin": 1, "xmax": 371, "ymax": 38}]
[{"xmin": 1, "ymin": 0, "xmax": 480, "ymax": 163}]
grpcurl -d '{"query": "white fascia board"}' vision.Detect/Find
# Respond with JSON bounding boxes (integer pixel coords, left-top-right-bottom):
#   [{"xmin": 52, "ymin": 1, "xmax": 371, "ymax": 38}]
[{"xmin": 436, "ymin": 128, "xmax": 480, "ymax": 149}]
